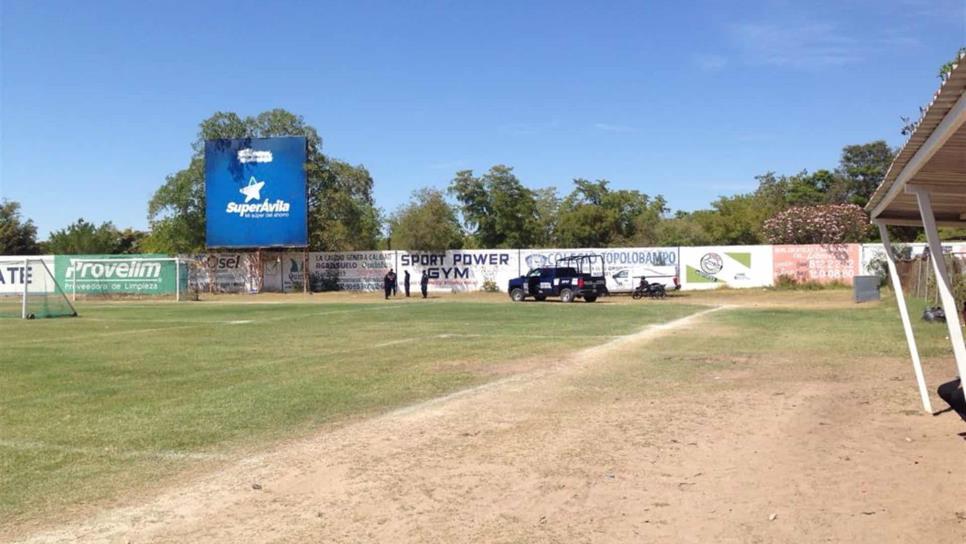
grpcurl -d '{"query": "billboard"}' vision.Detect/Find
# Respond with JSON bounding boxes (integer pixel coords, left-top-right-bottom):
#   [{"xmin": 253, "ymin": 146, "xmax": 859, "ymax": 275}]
[
  {"xmin": 773, "ymin": 244, "xmax": 861, "ymax": 285},
  {"xmin": 680, "ymin": 246, "xmax": 773, "ymax": 290},
  {"xmin": 55, "ymin": 255, "xmax": 184, "ymax": 295},
  {"xmin": 398, "ymin": 250, "xmax": 519, "ymax": 293},
  {"xmin": 519, "ymin": 247, "xmax": 678, "ymax": 293},
  {"xmin": 308, "ymin": 251, "xmax": 396, "ymax": 291},
  {"xmin": 191, "ymin": 253, "xmax": 261, "ymax": 293},
  {"xmin": 0, "ymin": 256, "xmax": 55, "ymax": 294},
  {"xmin": 205, "ymin": 137, "xmax": 308, "ymax": 248}
]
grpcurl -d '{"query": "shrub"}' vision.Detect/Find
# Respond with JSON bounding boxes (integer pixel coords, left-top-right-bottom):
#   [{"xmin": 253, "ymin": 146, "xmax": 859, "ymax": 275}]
[
  {"xmin": 763, "ymin": 204, "xmax": 871, "ymax": 244},
  {"xmin": 481, "ymin": 279, "xmax": 500, "ymax": 293},
  {"xmin": 772, "ymin": 274, "xmax": 849, "ymax": 291}
]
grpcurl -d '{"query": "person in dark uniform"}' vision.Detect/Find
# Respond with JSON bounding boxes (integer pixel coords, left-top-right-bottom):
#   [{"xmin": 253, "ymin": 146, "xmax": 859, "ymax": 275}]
[
  {"xmin": 938, "ymin": 378, "xmax": 966, "ymax": 422},
  {"xmin": 403, "ymin": 270, "xmax": 411, "ymax": 297},
  {"xmin": 383, "ymin": 269, "xmax": 395, "ymax": 299},
  {"xmin": 420, "ymin": 269, "xmax": 429, "ymax": 299},
  {"xmin": 391, "ymin": 270, "xmax": 398, "ymax": 296}
]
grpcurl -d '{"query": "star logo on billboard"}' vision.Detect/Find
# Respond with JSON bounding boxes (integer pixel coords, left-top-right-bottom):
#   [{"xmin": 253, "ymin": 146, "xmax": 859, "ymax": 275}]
[{"xmin": 240, "ymin": 177, "xmax": 265, "ymax": 203}]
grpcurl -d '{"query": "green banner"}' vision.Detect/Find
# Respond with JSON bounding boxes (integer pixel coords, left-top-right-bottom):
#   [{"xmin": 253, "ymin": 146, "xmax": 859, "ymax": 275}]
[{"xmin": 55, "ymin": 255, "xmax": 184, "ymax": 295}]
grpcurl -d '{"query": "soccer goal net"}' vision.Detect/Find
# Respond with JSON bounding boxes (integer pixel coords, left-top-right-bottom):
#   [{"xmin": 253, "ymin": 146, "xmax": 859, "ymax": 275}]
[
  {"xmin": 65, "ymin": 257, "xmax": 188, "ymax": 302},
  {"xmin": 0, "ymin": 258, "xmax": 77, "ymax": 319}
]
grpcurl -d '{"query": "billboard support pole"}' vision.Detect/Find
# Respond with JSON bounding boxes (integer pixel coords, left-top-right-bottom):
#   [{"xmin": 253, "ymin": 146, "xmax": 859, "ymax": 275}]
[{"xmin": 303, "ymin": 249, "xmax": 308, "ymax": 294}]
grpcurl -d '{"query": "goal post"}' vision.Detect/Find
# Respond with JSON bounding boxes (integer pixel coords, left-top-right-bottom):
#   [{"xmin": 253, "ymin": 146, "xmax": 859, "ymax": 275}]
[
  {"xmin": 65, "ymin": 257, "xmax": 188, "ymax": 302},
  {"xmin": 0, "ymin": 257, "xmax": 77, "ymax": 319}
]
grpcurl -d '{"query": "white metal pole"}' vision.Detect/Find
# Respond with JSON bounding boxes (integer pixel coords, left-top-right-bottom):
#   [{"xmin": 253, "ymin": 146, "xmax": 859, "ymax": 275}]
[
  {"xmin": 911, "ymin": 187, "xmax": 966, "ymax": 383},
  {"xmin": 877, "ymin": 224, "xmax": 933, "ymax": 412},
  {"xmin": 175, "ymin": 257, "xmax": 181, "ymax": 302},
  {"xmin": 22, "ymin": 258, "xmax": 28, "ymax": 319}
]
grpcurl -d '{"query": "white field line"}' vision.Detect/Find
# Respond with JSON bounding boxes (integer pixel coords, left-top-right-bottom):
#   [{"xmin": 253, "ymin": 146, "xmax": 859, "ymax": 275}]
[
  {"xmin": 388, "ymin": 305, "xmax": 726, "ymax": 416},
  {"xmin": 0, "ymin": 439, "xmax": 227, "ymax": 462},
  {"xmin": 372, "ymin": 333, "xmax": 622, "ymax": 349}
]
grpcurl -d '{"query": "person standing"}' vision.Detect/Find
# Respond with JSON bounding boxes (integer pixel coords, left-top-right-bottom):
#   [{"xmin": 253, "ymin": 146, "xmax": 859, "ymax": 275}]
[
  {"xmin": 420, "ymin": 269, "xmax": 429, "ymax": 299},
  {"xmin": 404, "ymin": 270, "xmax": 411, "ymax": 297},
  {"xmin": 391, "ymin": 270, "xmax": 398, "ymax": 296},
  {"xmin": 383, "ymin": 269, "xmax": 395, "ymax": 300}
]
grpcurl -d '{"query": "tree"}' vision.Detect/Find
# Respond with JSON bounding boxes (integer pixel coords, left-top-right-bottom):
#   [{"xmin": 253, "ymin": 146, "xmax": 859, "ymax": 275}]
[
  {"xmin": 449, "ymin": 165, "xmax": 539, "ymax": 248},
  {"xmin": 115, "ymin": 228, "xmax": 148, "ymax": 254},
  {"xmin": 0, "ymin": 200, "xmax": 40, "ymax": 255},
  {"xmin": 532, "ymin": 187, "xmax": 560, "ymax": 248},
  {"xmin": 555, "ymin": 179, "xmax": 668, "ymax": 247},
  {"xmin": 146, "ymin": 109, "xmax": 382, "ymax": 253},
  {"xmin": 698, "ymin": 193, "xmax": 770, "ymax": 245},
  {"xmin": 312, "ymin": 160, "xmax": 383, "ymax": 251},
  {"xmin": 762, "ymin": 204, "xmax": 872, "ymax": 244},
  {"xmin": 836, "ymin": 141, "xmax": 894, "ymax": 207},
  {"xmin": 389, "ymin": 188, "xmax": 464, "ymax": 251},
  {"xmin": 654, "ymin": 211, "xmax": 713, "ymax": 246},
  {"xmin": 46, "ymin": 219, "xmax": 121, "ymax": 254}
]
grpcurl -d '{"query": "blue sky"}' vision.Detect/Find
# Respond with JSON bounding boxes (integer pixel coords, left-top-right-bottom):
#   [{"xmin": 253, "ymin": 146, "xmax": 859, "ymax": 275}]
[{"xmin": 1, "ymin": 0, "xmax": 964, "ymax": 237}]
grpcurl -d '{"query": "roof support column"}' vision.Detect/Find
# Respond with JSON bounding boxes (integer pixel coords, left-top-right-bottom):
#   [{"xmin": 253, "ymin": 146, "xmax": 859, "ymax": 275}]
[
  {"xmin": 910, "ymin": 186, "xmax": 966, "ymax": 384},
  {"xmin": 876, "ymin": 222, "xmax": 932, "ymax": 412}
]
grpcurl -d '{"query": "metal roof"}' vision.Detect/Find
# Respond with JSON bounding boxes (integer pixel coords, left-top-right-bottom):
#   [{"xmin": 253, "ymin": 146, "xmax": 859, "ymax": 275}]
[{"xmin": 867, "ymin": 51, "xmax": 966, "ymax": 226}]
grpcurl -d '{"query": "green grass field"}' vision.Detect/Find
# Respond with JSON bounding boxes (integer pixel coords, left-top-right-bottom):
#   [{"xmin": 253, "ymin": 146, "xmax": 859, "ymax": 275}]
[
  {"xmin": 0, "ymin": 291, "xmax": 956, "ymax": 529},
  {"xmin": 0, "ymin": 297, "xmax": 702, "ymax": 522}
]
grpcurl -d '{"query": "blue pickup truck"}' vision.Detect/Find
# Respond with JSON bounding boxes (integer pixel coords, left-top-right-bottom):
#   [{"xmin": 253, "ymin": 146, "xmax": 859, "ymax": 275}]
[{"xmin": 508, "ymin": 255, "xmax": 608, "ymax": 303}]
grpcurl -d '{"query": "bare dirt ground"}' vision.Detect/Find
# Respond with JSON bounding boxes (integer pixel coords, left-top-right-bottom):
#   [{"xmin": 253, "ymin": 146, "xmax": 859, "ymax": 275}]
[{"xmin": 12, "ymin": 296, "xmax": 966, "ymax": 543}]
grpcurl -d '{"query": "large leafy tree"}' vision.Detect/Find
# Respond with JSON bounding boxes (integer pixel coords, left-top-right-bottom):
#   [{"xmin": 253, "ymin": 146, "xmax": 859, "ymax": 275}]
[
  {"xmin": 146, "ymin": 109, "xmax": 381, "ymax": 253},
  {"xmin": 836, "ymin": 141, "xmax": 894, "ymax": 207},
  {"xmin": 532, "ymin": 187, "xmax": 560, "ymax": 247},
  {"xmin": 556, "ymin": 179, "xmax": 667, "ymax": 248},
  {"xmin": 389, "ymin": 188, "xmax": 464, "ymax": 251},
  {"xmin": 0, "ymin": 200, "xmax": 40, "ymax": 255},
  {"xmin": 449, "ymin": 165, "xmax": 539, "ymax": 248},
  {"xmin": 46, "ymin": 219, "xmax": 121, "ymax": 254}
]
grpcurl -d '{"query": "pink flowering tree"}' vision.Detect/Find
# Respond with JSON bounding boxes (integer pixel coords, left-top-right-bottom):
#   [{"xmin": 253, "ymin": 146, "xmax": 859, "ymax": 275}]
[{"xmin": 763, "ymin": 204, "xmax": 871, "ymax": 244}]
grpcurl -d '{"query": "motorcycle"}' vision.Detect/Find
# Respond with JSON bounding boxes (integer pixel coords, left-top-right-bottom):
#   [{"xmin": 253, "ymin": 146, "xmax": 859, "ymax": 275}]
[{"xmin": 632, "ymin": 278, "xmax": 666, "ymax": 299}]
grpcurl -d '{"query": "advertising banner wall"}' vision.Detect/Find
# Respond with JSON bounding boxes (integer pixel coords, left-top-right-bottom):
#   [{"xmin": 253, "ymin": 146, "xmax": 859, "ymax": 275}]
[
  {"xmin": 519, "ymin": 247, "xmax": 679, "ymax": 293},
  {"xmin": 262, "ymin": 253, "xmax": 306, "ymax": 292},
  {"xmin": 859, "ymin": 243, "xmax": 966, "ymax": 276},
  {"xmin": 54, "ymin": 255, "xmax": 184, "ymax": 295},
  {"xmin": 191, "ymin": 253, "xmax": 260, "ymax": 293},
  {"xmin": 680, "ymin": 246, "xmax": 773, "ymax": 290},
  {"xmin": 773, "ymin": 244, "xmax": 861, "ymax": 285},
  {"xmin": 205, "ymin": 137, "xmax": 308, "ymax": 248},
  {"xmin": 398, "ymin": 250, "xmax": 520, "ymax": 293},
  {"xmin": 0, "ymin": 256, "xmax": 55, "ymax": 294},
  {"xmin": 307, "ymin": 251, "xmax": 396, "ymax": 291}
]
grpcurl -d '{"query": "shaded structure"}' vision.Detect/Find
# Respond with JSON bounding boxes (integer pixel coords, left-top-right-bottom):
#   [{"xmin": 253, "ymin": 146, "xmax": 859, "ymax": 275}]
[{"xmin": 867, "ymin": 52, "xmax": 966, "ymax": 413}]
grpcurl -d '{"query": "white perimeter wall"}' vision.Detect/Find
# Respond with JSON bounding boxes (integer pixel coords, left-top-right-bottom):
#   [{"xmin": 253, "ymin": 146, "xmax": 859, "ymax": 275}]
[
  {"xmin": 18, "ymin": 243, "xmax": 958, "ymax": 294},
  {"xmin": 0, "ymin": 256, "xmax": 56, "ymax": 294}
]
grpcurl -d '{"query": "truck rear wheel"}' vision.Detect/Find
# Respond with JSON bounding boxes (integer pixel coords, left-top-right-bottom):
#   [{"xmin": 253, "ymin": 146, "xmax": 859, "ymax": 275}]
[
  {"xmin": 559, "ymin": 288, "xmax": 575, "ymax": 303},
  {"xmin": 510, "ymin": 288, "xmax": 525, "ymax": 302}
]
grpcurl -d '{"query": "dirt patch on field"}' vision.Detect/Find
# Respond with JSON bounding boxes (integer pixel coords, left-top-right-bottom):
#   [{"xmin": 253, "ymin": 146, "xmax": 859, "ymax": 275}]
[{"xmin": 9, "ymin": 306, "xmax": 966, "ymax": 544}]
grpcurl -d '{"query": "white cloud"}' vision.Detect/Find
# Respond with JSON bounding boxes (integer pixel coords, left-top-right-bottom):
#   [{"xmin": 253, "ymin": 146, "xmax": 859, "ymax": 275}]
[
  {"xmin": 729, "ymin": 21, "xmax": 862, "ymax": 68},
  {"xmin": 594, "ymin": 123, "xmax": 637, "ymax": 134}
]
